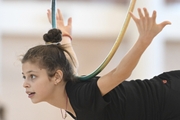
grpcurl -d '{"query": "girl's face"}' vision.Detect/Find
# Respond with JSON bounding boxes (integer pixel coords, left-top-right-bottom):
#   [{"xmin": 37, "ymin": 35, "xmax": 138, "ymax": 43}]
[{"xmin": 22, "ymin": 62, "xmax": 56, "ymax": 103}]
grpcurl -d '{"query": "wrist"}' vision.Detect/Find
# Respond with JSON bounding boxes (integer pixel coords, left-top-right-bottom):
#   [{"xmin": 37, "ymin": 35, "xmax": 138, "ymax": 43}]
[
  {"xmin": 61, "ymin": 36, "xmax": 71, "ymax": 45},
  {"xmin": 138, "ymin": 36, "xmax": 153, "ymax": 46},
  {"xmin": 62, "ymin": 34, "xmax": 72, "ymax": 41}
]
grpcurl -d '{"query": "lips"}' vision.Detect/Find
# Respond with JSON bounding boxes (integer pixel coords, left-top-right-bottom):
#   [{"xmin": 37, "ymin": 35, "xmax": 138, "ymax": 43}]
[{"xmin": 26, "ymin": 91, "xmax": 36, "ymax": 98}]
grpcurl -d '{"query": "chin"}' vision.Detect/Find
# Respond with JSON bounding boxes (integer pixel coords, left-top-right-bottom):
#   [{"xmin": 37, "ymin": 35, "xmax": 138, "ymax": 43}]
[{"xmin": 31, "ymin": 99, "xmax": 42, "ymax": 104}]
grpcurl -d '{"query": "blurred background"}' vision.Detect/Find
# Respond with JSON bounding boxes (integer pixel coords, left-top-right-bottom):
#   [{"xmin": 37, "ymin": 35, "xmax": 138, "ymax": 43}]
[{"xmin": 0, "ymin": 0, "xmax": 180, "ymax": 120}]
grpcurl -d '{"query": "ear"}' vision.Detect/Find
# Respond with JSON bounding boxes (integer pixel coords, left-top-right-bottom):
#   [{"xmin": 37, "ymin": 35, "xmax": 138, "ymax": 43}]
[{"xmin": 53, "ymin": 70, "xmax": 63, "ymax": 85}]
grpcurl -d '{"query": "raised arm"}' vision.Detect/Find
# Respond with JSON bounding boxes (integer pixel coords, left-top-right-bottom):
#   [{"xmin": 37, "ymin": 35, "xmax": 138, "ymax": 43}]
[
  {"xmin": 47, "ymin": 9, "xmax": 79, "ymax": 75},
  {"xmin": 97, "ymin": 8, "xmax": 171, "ymax": 96}
]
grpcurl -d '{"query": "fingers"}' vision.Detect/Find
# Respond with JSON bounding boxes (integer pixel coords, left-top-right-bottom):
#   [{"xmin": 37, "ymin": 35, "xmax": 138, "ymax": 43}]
[
  {"xmin": 137, "ymin": 8, "xmax": 144, "ymax": 19},
  {"xmin": 130, "ymin": 7, "xmax": 171, "ymax": 40},
  {"xmin": 129, "ymin": 12, "xmax": 138, "ymax": 23},
  {"xmin": 47, "ymin": 9, "xmax": 52, "ymax": 23},
  {"xmin": 48, "ymin": 9, "xmax": 64, "ymax": 23},
  {"xmin": 143, "ymin": 8, "xmax": 149, "ymax": 30},
  {"xmin": 130, "ymin": 8, "xmax": 150, "ymax": 23},
  {"xmin": 47, "ymin": 8, "xmax": 72, "ymax": 35},
  {"xmin": 137, "ymin": 8, "xmax": 150, "ymax": 18},
  {"xmin": 131, "ymin": 8, "xmax": 153, "ymax": 20},
  {"xmin": 67, "ymin": 17, "xmax": 72, "ymax": 26},
  {"xmin": 143, "ymin": 8, "xmax": 149, "ymax": 18},
  {"xmin": 57, "ymin": 9, "xmax": 64, "ymax": 21},
  {"xmin": 151, "ymin": 10, "xmax": 157, "ymax": 23}
]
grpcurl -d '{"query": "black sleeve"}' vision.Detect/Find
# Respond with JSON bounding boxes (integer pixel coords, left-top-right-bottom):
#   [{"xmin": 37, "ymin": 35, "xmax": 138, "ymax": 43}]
[
  {"xmin": 66, "ymin": 77, "xmax": 110, "ymax": 112},
  {"xmin": 159, "ymin": 70, "xmax": 180, "ymax": 92}
]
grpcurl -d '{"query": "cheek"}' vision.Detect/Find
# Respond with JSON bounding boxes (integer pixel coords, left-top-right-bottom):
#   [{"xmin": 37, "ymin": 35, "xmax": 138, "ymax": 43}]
[
  {"xmin": 34, "ymin": 80, "xmax": 55, "ymax": 100},
  {"xmin": 32, "ymin": 84, "xmax": 54, "ymax": 103},
  {"xmin": 38, "ymin": 84, "xmax": 54, "ymax": 94}
]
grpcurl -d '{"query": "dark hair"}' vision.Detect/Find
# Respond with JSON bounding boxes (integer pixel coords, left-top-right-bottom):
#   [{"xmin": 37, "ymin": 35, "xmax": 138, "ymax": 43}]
[{"xmin": 22, "ymin": 28, "xmax": 76, "ymax": 82}]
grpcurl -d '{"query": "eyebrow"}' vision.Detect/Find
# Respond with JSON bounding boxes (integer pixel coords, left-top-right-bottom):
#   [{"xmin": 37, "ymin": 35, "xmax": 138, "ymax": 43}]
[{"xmin": 22, "ymin": 70, "xmax": 37, "ymax": 75}]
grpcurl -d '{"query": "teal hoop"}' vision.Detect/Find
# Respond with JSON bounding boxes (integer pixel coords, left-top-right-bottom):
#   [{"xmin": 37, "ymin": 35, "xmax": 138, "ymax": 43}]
[
  {"xmin": 51, "ymin": 0, "xmax": 56, "ymax": 28},
  {"xmin": 51, "ymin": 0, "xmax": 137, "ymax": 81}
]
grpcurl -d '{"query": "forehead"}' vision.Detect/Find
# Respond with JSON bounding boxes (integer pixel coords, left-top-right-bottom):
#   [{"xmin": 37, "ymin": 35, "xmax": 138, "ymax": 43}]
[{"xmin": 22, "ymin": 62, "xmax": 43, "ymax": 74}]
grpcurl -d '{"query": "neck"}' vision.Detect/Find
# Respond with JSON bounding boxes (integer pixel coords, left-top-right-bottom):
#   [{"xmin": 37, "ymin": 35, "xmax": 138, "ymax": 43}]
[
  {"xmin": 45, "ymin": 82, "xmax": 76, "ymax": 117},
  {"xmin": 46, "ymin": 81, "xmax": 67, "ymax": 108}
]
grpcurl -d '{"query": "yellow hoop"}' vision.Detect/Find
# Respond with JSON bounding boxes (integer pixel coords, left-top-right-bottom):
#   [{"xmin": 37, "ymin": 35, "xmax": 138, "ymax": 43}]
[{"xmin": 79, "ymin": 0, "xmax": 137, "ymax": 80}]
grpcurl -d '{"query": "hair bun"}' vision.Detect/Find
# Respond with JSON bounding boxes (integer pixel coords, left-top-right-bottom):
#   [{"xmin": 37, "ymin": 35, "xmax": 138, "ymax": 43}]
[{"xmin": 43, "ymin": 28, "xmax": 62, "ymax": 43}]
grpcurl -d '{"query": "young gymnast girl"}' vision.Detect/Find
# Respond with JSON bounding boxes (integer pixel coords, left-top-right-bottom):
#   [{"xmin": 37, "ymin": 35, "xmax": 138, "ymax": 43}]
[{"xmin": 22, "ymin": 7, "xmax": 180, "ymax": 120}]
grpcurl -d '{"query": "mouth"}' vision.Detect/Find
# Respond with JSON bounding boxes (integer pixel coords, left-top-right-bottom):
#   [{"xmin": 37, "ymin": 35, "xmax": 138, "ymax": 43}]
[{"xmin": 26, "ymin": 91, "xmax": 36, "ymax": 98}]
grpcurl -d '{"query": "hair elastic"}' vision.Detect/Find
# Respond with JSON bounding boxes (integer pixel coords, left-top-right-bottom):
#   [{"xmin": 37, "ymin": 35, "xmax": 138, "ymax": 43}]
[{"xmin": 45, "ymin": 42, "xmax": 61, "ymax": 45}]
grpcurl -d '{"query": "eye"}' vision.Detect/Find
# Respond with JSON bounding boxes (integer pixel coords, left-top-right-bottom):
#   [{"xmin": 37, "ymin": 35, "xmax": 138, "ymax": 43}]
[
  {"xmin": 27, "ymin": 74, "xmax": 36, "ymax": 81},
  {"xmin": 22, "ymin": 76, "xmax": 26, "ymax": 80},
  {"xmin": 30, "ymin": 74, "xmax": 36, "ymax": 80}
]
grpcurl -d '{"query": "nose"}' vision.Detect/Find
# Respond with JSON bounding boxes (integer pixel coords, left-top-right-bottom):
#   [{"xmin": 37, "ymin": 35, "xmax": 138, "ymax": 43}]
[{"xmin": 23, "ymin": 80, "xmax": 30, "ymax": 88}]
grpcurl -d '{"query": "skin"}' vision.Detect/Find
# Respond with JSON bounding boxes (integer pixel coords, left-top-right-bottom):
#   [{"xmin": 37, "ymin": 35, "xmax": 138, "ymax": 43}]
[
  {"xmin": 22, "ymin": 8, "xmax": 171, "ymax": 117},
  {"xmin": 47, "ymin": 8, "xmax": 79, "ymax": 74},
  {"xmin": 97, "ymin": 8, "xmax": 171, "ymax": 96},
  {"xmin": 22, "ymin": 62, "xmax": 75, "ymax": 116},
  {"xmin": 23, "ymin": 8, "xmax": 78, "ymax": 116},
  {"xmin": 47, "ymin": 9, "xmax": 72, "ymax": 38}
]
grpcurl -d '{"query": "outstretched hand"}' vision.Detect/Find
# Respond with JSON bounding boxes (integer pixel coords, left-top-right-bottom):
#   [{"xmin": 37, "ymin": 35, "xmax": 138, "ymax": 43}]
[
  {"xmin": 129, "ymin": 8, "xmax": 171, "ymax": 45},
  {"xmin": 47, "ymin": 9, "xmax": 72, "ymax": 36}
]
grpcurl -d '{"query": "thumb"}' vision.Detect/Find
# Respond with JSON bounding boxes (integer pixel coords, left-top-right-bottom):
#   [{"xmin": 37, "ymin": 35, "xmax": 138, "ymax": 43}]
[{"xmin": 159, "ymin": 21, "xmax": 171, "ymax": 30}]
